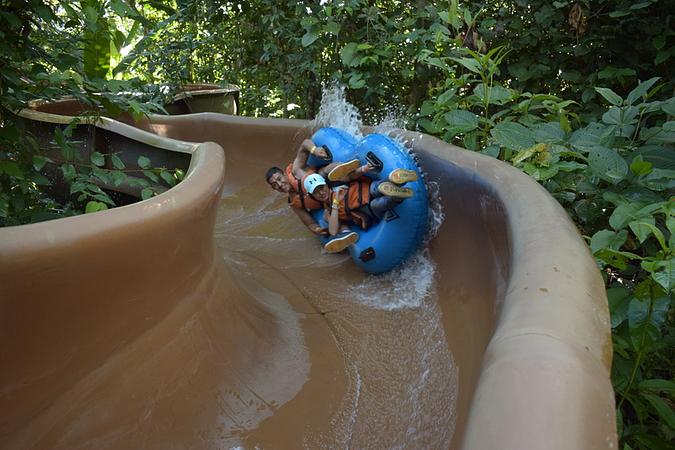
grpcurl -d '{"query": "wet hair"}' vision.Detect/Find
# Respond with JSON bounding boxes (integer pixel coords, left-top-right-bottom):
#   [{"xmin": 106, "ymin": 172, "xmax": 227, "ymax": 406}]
[{"xmin": 265, "ymin": 166, "xmax": 283, "ymax": 183}]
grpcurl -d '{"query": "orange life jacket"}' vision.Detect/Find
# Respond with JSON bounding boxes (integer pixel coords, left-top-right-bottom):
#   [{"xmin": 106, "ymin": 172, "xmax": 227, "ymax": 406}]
[
  {"xmin": 286, "ymin": 164, "xmax": 323, "ymax": 211},
  {"xmin": 328, "ymin": 177, "xmax": 373, "ymax": 229}
]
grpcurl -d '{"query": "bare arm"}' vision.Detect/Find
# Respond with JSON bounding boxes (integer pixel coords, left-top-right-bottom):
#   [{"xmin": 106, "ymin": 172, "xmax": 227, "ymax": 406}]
[
  {"xmin": 317, "ymin": 162, "xmax": 373, "ymax": 181},
  {"xmin": 346, "ymin": 163, "xmax": 374, "ymax": 181},
  {"xmin": 292, "ymin": 207, "xmax": 327, "ymax": 236},
  {"xmin": 292, "ymin": 139, "xmax": 329, "ymax": 179},
  {"xmin": 328, "ymin": 188, "xmax": 344, "ymax": 236},
  {"xmin": 328, "ymin": 202, "xmax": 340, "ymax": 236}
]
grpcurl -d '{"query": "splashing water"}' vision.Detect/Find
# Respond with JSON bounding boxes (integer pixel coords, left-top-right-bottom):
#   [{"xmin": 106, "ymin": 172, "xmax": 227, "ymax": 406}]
[
  {"xmin": 313, "ymin": 83, "xmax": 363, "ymax": 137},
  {"xmin": 311, "ymin": 85, "xmax": 447, "ymax": 311},
  {"xmin": 349, "ymin": 249, "xmax": 437, "ymax": 310}
]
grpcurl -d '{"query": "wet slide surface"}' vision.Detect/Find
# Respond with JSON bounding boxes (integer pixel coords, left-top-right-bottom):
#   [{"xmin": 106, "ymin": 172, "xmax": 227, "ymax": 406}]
[{"xmin": 1, "ymin": 111, "xmax": 616, "ymax": 449}]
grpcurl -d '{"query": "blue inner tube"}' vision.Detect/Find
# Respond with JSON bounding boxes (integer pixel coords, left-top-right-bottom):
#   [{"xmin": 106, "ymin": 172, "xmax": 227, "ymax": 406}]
[{"xmin": 310, "ymin": 128, "xmax": 429, "ymax": 274}]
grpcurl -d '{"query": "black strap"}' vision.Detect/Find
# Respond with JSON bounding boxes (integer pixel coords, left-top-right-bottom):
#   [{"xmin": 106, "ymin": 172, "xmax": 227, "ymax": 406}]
[
  {"xmin": 292, "ymin": 171, "xmax": 307, "ymax": 210},
  {"xmin": 343, "ymin": 187, "xmax": 351, "ymax": 218},
  {"xmin": 357, "ymin": 178, "xmax": 363, "ymax": 207}
]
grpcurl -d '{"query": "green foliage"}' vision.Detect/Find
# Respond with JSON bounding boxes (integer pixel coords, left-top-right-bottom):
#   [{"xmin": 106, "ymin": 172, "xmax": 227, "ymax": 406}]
[
  {"xmin": 0, "ymin": 119, "xmax": 182, "ymax": 226},
  {"xmin": 0, "ymin": 1, "xmax": 672, "ymax": 447},
  {"xmin": 420, "ymin": 49, "xmax": 674, "ymax": 448},
  {"xmin": 0, "ymin": 0, "xmax": 182, "ymax": 226}
]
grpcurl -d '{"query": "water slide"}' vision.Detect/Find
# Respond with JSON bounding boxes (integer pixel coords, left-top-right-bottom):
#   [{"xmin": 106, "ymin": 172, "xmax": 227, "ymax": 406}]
[{"xmin": 1, "ymin": 98, "xmax": 617, "ymax": 449}]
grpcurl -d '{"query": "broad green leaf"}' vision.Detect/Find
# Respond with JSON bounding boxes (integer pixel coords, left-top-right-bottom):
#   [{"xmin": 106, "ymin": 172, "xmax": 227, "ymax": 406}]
[
  {"xmin": 594, "ymin": 249, "xmax": 641, "ymax": 270},
  {"xmin": 491, "ymin": 122, "xmax": 535, "ymax": 150},
  {"xmin": 569, "ymin": 123, "xmax": 612, "ymax": 151},
  {"xmin": 609, "ymin": 201, "xmax": 662, "ymax": 230},
  {"xmin": 534, "ymin": 122, "xmax": 565, "ymax": 143},
  {"xmin": 640, "ymin": 168, "xmax": 675, "ymax": 191},
  {"xmin": 348, "ymin": 73, "xmax": 365, "ymax": 89},
  {"xmin": 473, "ymin": 83, "xmax": 512, "ymax": 105},
  {"xmin": 587, "ymin": 146, "xmax": 628, "ymax": 183},
  {"xmin": 643, "ymin": 394, "xmax": 675, "ymax": 429},
  {"xmin": 92, "ymin": 168, "xmax": 111, "ymax": 185},
  {"xmin": 418, "ymin": 118, "xmax": 440, "ymax": 134},
  {"xmin": 521, "ymin": 162, "xmax": 559, "ymax": 181},
  {"xmin": 436, "ymin": 88, "xmax": 456, "ymax": 106},
  {"xmin": 60, "ymin": 164, "xmax": 76, "ymax": 183},
  {"xmin": 143, "ymin": 170, "xmax": 159, "ymax": 183},
  {"xmin": 602, "ymin": 106, "xmax": 638, "ymax": 126},
  {"xmin": 137, "ymin": 155, "xmax": 151, "ymax": 169},
  {"xmin": 554, "ymin": 161, "xmax": 586, "ymax": 172},
  {"xmin": 92, "ymin": 193, "xmax": 114, "ymax": 206},
  {"xmin": 82, "ymin": 1, "xmax": 111, "ymax": 79},
  {"xmin": 90, "ymin": 151, "xmax": 105, "ymax": 167},
  {"xmin": 324, "ymin": 21, "xmax": 340, "ymax": 35},
  {"xmin": 627, "ymin": 297, "xmax": 657, "ymax": 349},
  {"xmin": 422, "ymin": 56, "xmax": 448, "ymax": 70},
  {"xmin": 141, "ymin": 188, "xmax": 154, "ymax": 200},
  {"xmin": 0, "ymin": 161, "xmax": 24, "ymax": 179},
  {"xmin": 442, "ymin": 110, "xmax": 479, "ymax": 135},
  {"xmin": 449, "ymin": 57, "xmax": 482, "ymax": 74},
  {"xmin": 663, "ymin": 121, "xmax": 675, "ymax": 131},
  {"xmin": 630, "ymin": 155, "xmax": 653, "ymax": 176},
  {"xmin": 641, "ymin": 258, "xmax": 674, "ymax": 292},
  {"xmin": 301, "ymin": 30, "xmax": 319, "ymax": 47},
  {"xmin": 606, "ymin": 285, "xmax": 631, "ymax": 328},
  {"xmin": 480, "ymin": 145, "xmax": 500, "ymax": 158},
  {"xmin": 595, "ymin": 87, "xmax": 623, "ymax": 106},
  {"xmin": 420, "ymin": 101, "xmax": 435, "ymax": 116},
  {"xmin": 69, "ymin": 181, "xmax": 88, "ymax": 195},
  {"xmin": 632, "ymin": 221, "xmax": 668, "ymax": 250},
  {"xmin": 591, "ymin": 229, "xmax": 628, "ymax": 253},
  {"xmin": 628, "ymin": 219, "xmax": 656, "ymax": 244},
  {"xmin": 626, "ymin": 77, "xmax": 660, "ymax": 105},
  {"xmin": 512, "ymin": 147, "xmax": 538, "ymax": 166},
  {"xmin": 160, "ymin": 170, "xmax": 176, "ymax": 186},
  {"xmin": 661, "ymin": 97, "xmax": 675, "ymax": 116},
  {"xmin": 85, "ymin": 201, "xmax": 108, "ymax": 213},
  {"xmin": 111, "ymin": 153, "xmax": 125, "ymax": 170},
  {"xmin": 639, "ymin": 379, "xmax": 675, "ymax": 394},
  {"xmin": 111, "ymin": 171, "xmax": 125, "ymax": 187},
  {"xmin": 341, "ymin": 43, "xmax": 361, "ymax": 67},
  {"xmin": 598, "ymin": 66, "xmax": 636, "ymax": 80},
  {"xmin": 32, "ymin": 156, "xmax": 47, "ymax": 171}
]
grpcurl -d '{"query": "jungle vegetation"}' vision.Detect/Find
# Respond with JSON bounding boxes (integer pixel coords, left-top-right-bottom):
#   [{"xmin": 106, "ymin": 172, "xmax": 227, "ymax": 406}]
[{"xmin": 0, "ymin": 1, "xmax": 673, "ymax": 448}]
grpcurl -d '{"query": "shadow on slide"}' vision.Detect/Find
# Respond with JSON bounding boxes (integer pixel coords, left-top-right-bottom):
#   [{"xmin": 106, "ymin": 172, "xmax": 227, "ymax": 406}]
[{"xmin": 0, "ymin": 103, "xmax": 617, "ymax": 449}]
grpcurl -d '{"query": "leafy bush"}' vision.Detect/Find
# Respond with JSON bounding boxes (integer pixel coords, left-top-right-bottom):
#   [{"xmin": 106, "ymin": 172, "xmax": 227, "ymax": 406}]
[
  {"xmin": 417, "ymin": 47, "xmax": 674, "ymax": 449},
  {"xmin": 0, "ymin": 1, "xmax": 184, "ymax": 226}
]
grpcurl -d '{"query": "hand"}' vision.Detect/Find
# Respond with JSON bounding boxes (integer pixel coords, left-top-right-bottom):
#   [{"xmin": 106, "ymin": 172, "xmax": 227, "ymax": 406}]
[
  {"xmin": 361, "ymin": 163, "xmax": 375, "ymax": 173},
  {"xmin": 310, "ymin": 224, "xmax": 328, "ymax": 236},
  {"xmin": 311, "ymin": 145, "xmax": 329, "ymax": 159},
  {"xmin": 332, "ymin": 185, "xmax": 347, "ymax": 202}
]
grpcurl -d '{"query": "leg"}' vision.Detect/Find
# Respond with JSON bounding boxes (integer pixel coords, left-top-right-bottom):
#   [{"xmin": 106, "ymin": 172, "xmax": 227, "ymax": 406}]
[
  {"xmin": 324, "ymin": 227, "xmax": 359, "ymax": 253},
  {"xmin": 368, "ymin": 181, "xmax": 402, "ymax": 219},
  {"xmin": 326, "ymin": 159, "xmax": 361, "ymax": 181}
]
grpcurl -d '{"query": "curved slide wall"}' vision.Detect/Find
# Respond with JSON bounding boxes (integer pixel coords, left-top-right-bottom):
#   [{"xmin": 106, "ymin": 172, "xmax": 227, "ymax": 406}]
[{"xmin": 0, "ymin": 108, "xmax": 617, "ymax": 449}]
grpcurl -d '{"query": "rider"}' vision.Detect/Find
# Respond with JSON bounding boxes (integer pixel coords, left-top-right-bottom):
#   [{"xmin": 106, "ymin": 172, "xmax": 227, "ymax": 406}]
[
  {"xmin": 265, "ymin": 138, "xmax": 364, "ymax": 236},
  {"xmin": 302, "ymin": 169, "xmax": 417, "ymax": 253}
]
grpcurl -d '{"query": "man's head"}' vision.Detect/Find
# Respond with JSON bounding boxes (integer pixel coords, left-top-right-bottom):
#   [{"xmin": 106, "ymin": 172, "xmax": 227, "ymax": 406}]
[
  {"xmin": 304, "ymin": 173, "xmax": 329, "ymax": 202},
  {"xmin": 266, "ymin": 167, "xmax": 290, "ymax": 193}
]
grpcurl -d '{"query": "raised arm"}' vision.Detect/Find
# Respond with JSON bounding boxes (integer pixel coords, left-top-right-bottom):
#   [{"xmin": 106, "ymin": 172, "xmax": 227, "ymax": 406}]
[
  {"xmin": 292, "ymin": 139, "xmax": 329, "ymax": 179},
  {"xmin": 317, "ymin": 162, "xmax": 374, "ymax": 181}
]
